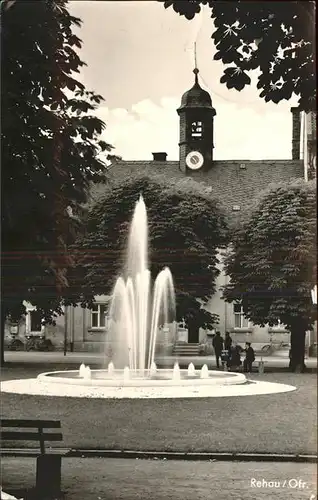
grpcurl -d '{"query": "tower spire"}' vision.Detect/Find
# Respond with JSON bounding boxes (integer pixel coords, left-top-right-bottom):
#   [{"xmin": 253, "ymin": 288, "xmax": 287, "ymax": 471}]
[{"xmin": 193, "ymin": 42, "xmax": 199, "ymax": 84}]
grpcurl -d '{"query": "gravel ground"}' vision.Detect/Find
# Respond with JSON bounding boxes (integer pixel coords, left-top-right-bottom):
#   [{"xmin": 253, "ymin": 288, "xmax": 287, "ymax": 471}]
[
  {"xmin": 1, "ymin": 457, "xmax": 317, "ymax": 500},
  {"xmin": 1, "ymin": 366, "xmax": 317, "ymax": 455}
]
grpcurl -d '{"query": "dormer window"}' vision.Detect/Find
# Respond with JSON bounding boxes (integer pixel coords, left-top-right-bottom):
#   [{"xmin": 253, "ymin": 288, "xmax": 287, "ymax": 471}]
[{"xmin": 191, "ymin": 121, "xmax": 203, "ymax": 138}]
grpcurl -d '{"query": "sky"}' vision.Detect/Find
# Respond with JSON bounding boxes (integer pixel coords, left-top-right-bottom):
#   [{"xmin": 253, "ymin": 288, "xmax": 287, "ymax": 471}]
[{"xmin": 69, "ymin": 1, "xmax": 298, "ymax": 161}]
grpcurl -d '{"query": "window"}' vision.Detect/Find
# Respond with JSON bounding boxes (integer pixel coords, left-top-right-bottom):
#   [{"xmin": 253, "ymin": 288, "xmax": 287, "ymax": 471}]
[
  {"xmin": 91, "ymin": 304, "xmax": 108, "ymax": 328},
  {"xmin": 30, "ymin": 310, "xmax": 42, "ymax": 332},
  {"xmin": 234, "ymin": 304, "xmax": 249, "ymax": 328},
  {"xmin": 26, "ymin": 307, "xmax": 44, "ymax": 334},
  {"xmin": 191, "ymin": 121, "xmax": 203, "ymax": 138}
]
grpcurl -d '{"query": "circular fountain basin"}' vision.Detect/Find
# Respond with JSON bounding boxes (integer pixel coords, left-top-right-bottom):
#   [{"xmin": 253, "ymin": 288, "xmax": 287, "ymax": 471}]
[
  {"xmin": 37, "ymin": 369, "xmax": 247, "ymax": 387},
  {"xmin": 0, "ymin": 368, "xmax": 297, "ymax": 399}
]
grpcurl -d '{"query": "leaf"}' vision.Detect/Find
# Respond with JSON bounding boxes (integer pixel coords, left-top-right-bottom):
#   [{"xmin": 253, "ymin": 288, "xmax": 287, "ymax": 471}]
[
  {"xmin": 98, "ymin": 140, "xmax": 113, "ymax": 152},
  {"xmin": 242, "ymin": 45, "xmax": 250, "ymax": 54},
  {"xmin": 213, "ymin": 51, "xmax": 223, "ymax": 61}
]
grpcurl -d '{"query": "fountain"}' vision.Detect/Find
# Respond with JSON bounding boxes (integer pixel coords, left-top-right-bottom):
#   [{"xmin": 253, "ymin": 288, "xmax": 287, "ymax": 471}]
[
  {"xmin": 107, "ymin": 361, "xmax": 115, "ymax": 376},
  {"xmin": 200, "ymin": 364, "xmax": 209, "ymax": 379},
  {"xmin": 1, "ymin": 196, "xmax": 296, "ymax": 399},
  {"xmin": 106, "ymin": 196, "xmax": 175, "ymax": 373},
  {"xmin": 172, "ymin": 362, "xmax": 181, "ymax": 381},
  {"xmin": 79, "ymin": 363, "xmax": 86, "ymax": 378},
  {"xmin": 79, "ymin": 364, "xmax": 91, "ymax": 380},
  {"xmin": 123, "ymin": 366, "xmax": 130, "ymax": 381},
  {"xmin": 149, "ymin": 361, "xmax": 157, "ymax": 377},
  {"xmin": 187, "ymin": 362, "xmax": 196, "ymax": 377}
]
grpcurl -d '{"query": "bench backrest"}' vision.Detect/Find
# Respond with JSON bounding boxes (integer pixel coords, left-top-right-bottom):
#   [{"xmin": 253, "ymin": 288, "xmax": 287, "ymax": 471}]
[{"xmin": 1, "ymin": 419, "xmax": 62, "ymax": 454}]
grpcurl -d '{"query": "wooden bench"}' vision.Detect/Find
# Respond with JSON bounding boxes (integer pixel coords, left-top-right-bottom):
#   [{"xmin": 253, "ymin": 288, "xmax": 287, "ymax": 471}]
[{"xmin": 1, "ymin": 419, "xmax": 64, "ymax": 497}]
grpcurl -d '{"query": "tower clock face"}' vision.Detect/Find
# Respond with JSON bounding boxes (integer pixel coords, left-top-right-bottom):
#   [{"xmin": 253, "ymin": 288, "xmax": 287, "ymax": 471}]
[{"xmin": 185, "ymin": 151, "xmax": 204, "ymax": 170}]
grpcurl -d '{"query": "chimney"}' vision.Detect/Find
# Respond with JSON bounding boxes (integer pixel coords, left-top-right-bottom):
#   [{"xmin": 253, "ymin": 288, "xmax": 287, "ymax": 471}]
[
  {"xmin": 291, "ymin": 107, "xmax": 301, "ymax": 160},
  {"xmin": 152, "ymin": 152, "xmax": 167, "ymax": 161}
]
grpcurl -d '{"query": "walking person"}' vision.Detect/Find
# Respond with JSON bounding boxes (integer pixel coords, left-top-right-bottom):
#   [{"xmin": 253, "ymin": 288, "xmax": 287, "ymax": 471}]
[
  {"xmin": 243, "ymin": 342, "xmax": 255, "ymax": 373},
  {"xmin": 212, "ymin": 331, "xmax": 224, "ymax": 369}
]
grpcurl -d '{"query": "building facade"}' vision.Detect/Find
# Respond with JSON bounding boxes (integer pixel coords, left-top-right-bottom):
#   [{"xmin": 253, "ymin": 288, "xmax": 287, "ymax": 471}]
[{"xmin": 5, "ymin": 70, "xmax": 316, "ymax": 352}]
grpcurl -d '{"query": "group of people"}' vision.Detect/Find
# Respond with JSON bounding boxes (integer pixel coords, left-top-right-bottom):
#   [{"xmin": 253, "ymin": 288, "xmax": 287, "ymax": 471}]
[{"xmin": 212, "ymin": 331, "xmax": 255, "ymax": 373}]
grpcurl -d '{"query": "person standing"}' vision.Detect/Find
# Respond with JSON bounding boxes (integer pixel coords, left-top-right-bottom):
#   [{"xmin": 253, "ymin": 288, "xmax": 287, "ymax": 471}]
[
  {"xmin": 243, "ymin": 342, "xmax": 255, "ymax": 373},
  {"xmin": 212, "ymin": 331, "xmax": 224, "ymax": 369},
  {"xmin": 223, "ymin": 332, "xmax": 232, "ymax": 368},
  {"xmin": 229, "ymin": 343, "xmax": 242, "ymax": 371},
  {"xmin": 224, "ymin": 332, "xmax": 232, "ymax": 352}
]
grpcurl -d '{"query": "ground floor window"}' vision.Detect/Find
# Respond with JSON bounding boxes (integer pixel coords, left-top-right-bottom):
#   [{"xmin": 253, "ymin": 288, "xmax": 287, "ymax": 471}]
[
  {"xmin": 26, "ymin": 308, "xmax": 44, "ymax": 334},
  {"xmin": 91, "ymin": 303, "xmax": 108, "ymax": 328},
  {"xmin": 234, "ymin": 304, "xmax": 249, "ymax": 328},
  {"xmin": 30, "ymin": 310, "xmax": 42, "ymax": 332}
]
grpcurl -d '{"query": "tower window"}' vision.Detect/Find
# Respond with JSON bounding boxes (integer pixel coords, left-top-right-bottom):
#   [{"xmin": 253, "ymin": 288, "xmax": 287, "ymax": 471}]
[{"xmin": 191, "ymin": 121, "xmax": 203, "ymax": 138}]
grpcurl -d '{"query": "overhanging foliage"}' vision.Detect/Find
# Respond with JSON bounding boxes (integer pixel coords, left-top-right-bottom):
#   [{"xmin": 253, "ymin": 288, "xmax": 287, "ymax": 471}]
[{"xmin": 160, "ymin": 1, "xmax": 316, "ymax": 111}]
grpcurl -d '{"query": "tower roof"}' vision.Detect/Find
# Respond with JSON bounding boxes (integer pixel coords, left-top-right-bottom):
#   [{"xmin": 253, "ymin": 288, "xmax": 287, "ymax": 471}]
[{"xmin": 178, "ymin": 68, "xmax": 215, "ymax": 111}]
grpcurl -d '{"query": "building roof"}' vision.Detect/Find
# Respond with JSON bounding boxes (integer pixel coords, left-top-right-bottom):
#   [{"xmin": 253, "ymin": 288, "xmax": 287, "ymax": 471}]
[
  {"xmin": 178, "ymin": 69, "xmax": 216, "ymax": 112},
  {"xmin": 179, "ymin": 82, "xmax": 214, "ymax": 110},
  {"xmin": 106, "ymin": 159, "xmax": 304, "ymax": 228}
]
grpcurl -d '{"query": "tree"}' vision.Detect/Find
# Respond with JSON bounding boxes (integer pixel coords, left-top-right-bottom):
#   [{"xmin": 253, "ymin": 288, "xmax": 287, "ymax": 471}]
[
  {"xmin": 74, "ymin": 174, "xmax": 229, "ymax": 342},
  {"xmin": 160, "ymin": 1, "xmax": 316, "ymax": 111},
  {"xmin": 1, "ymin": 0, "xmax": 115, "ymax": 361},
  {"xmin": 222, "ymin": 179, "xmax": 316, "ymax": 372}
]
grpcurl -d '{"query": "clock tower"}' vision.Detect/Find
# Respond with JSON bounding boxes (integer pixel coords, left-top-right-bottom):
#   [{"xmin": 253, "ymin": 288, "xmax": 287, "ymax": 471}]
[{"xmin": 177, "ymin": 68, "xmax": 216, "ymax": 172}]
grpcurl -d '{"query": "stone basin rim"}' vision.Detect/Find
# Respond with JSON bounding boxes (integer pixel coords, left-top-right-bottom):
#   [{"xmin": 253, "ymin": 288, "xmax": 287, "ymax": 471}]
[{"xmin": 37, "ymin": 369, "xmax": 247, "ymax": 387}]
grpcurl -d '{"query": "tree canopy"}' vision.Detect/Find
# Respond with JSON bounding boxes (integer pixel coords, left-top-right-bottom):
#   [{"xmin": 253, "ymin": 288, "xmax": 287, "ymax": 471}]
[
  {"xmin": 74, "ymin": 174, "xmax": 229, "ymax": 341},
  {"xmin": 160, "ymin": 1, "xmax": 316, "ymax": 111},
  {"xmin": 223, "ymin": 179, "xmax": 316, "ymax": 371},
  {"xmin": 1, "ymin": 0, "xmax": 115, "ymax": 339}
]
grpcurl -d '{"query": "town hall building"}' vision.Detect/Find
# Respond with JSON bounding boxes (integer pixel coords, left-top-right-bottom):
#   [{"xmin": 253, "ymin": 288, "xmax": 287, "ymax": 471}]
[{"xmin": 5, "ymin": 69, "xmax": 316, "ymax": 354}]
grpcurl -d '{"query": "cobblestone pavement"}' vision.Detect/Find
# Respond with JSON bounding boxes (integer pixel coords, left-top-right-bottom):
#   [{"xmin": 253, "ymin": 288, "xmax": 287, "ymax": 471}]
[{"xmin": 2, "ymin": 457, "xmax": 317, "ymax": 500}]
